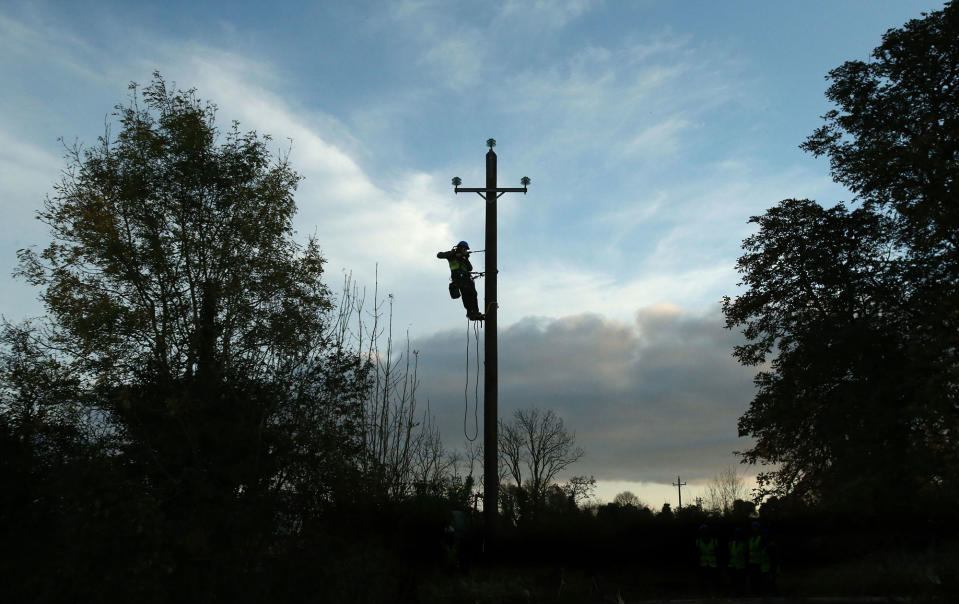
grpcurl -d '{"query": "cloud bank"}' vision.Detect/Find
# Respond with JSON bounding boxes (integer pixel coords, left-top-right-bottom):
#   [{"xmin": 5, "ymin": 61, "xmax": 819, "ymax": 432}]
[{"xmin": 416, "ymin": 303, "xmax": 757, "ymax": 485}]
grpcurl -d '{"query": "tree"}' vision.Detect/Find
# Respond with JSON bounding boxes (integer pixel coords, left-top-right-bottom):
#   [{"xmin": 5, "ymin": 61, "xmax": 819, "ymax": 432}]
[
  {"xmin": 725, "ymin": 2, "xmax": 959, "ymax": 509},
  {"xmin": 8, "ymin": 73, "xmax": 370, "ymax": 592},
  {"xmin": 730, "ymin": 499, "xmax": 757, "ymax": 521},
  {"xmin": 332, "ymin": 276, "xmax": 467, "ymax": 502},
  {"xmin": 800, "ymin": 2, "xmax": 959, "ymax": 501},
  {"xmin": 498, "ymin": 407, "xmax": 585, "ymax": 520},
  {"xmin": 801, "ymin": 2, "xmax": 958, "ymax": 255},
  {"xmin": 18, "ymin": 75, "xmax": 330, "ymax": 387},
  {"xmin": 703, "ymin": 467, "xmax": 750, "ymax": 516},
  {"xmin": 724, "ymin": 198, "xmax": 917, "ymax": 505},
  {"xmin": 612, "ymin": 491, "xmax": 642, "ymax": 508},
  {"xmin": 0, "ymin": 320, "xmax": 84, "ymax": 440},
  {"xmin": 562, "ymin": 474, "xmax": 597, "ymax": 507}
]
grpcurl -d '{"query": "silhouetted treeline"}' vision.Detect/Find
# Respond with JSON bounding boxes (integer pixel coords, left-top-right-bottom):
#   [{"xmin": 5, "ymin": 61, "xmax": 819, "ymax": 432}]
[
  {"xmin": 2, "ymin": 395, "xmax": 957, "ymax": 603},
  {"xmin": 493, "ymin": 498, "xmax": 957, "ymax": 567}
]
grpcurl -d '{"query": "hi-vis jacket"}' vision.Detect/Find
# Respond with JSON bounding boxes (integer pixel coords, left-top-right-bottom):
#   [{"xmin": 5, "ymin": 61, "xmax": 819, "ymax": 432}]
[
  {"xmin": 696, "ymin": 537, "xmax": 718, "ymax": 568},
  {"xmin": 437, "ymin": 249, "xmax": 473, "ymax": 276}
]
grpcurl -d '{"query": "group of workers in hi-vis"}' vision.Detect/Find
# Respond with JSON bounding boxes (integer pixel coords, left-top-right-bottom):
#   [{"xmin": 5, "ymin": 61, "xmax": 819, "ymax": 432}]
[{"xmin": 695, "ymin": 521, "xmax": 780, "ymax": 596}]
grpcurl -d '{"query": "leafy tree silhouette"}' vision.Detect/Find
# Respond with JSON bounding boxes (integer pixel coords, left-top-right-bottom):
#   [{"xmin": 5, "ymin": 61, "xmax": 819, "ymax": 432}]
[
  {"xmin": 7, "ymin": 73, "xmax": 370, "ymax": 600},
  {"xmin": 725, "ymin": 2, "xmax": 959, "ymax": 513}
]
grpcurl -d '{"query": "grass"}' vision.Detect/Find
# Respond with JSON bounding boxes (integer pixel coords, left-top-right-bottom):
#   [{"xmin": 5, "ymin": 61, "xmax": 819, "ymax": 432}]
[{"xmin": 410, "ymin": 545, "xmax": 959, "ymax": 603}]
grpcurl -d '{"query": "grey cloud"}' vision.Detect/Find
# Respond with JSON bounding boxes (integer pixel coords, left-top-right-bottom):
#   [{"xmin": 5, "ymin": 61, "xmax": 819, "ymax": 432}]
[{"xmin": 414, "ymin": 304, "xmax": 757, "ymax": 485}]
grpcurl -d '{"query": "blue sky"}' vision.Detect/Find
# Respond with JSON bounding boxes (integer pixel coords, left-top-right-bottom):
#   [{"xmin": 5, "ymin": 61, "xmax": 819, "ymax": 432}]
[{"xmin": 1, "ymin": 0, "xmax": 946, "ymax": 506}]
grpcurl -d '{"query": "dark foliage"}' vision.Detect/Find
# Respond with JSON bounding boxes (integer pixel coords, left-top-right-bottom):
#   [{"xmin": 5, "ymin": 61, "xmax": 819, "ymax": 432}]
[
  {"xmin": 1, "ymin": 73, "xmax": 376, "ymax": 602},
  {"xmin": 724, "ymin": 2, "xmax": 959, "ymax": 514}
]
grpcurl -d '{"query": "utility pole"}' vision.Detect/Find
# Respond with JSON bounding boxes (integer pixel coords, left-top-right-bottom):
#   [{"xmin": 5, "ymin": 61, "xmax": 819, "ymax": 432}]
[
  {"xmin": 452, "ymin": 139, "xmax": 529, "ymax": 544},
  {"xmin": 673, "ymin": 475, "xmax": 687, "ymax": 510}
]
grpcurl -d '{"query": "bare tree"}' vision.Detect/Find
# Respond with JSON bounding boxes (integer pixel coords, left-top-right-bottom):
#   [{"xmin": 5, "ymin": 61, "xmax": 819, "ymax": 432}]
[
  {"xmin": 409, "ymin": 406, "xmax": 461, "ymax": 493},
  {"xmin": 704, "ymin": 466, "xmax": 750, "ymax": 516},
  {"xmin": 464, "ymin": 439, "xmax": 483, "ymax": 480},
  {"xmin": 561, "ymin": 475, "xmax": 597, "ymax": 507},
  {"xmin": 332, "ymin": 272, "xmax": 459, "ymax": 499},
  {"xmin": 499, "ymin": 407, "xmax": 585, "ymax": 517}
]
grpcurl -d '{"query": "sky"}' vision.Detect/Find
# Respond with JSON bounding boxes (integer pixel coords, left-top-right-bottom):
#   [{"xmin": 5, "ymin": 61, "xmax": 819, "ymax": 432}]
[{"xmin": 0, "ymin": 0, "xmax": 947, "ymax": 507}]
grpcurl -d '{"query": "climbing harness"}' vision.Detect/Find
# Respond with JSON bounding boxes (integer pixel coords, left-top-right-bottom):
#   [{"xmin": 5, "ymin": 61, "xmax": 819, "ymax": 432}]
[
  {"xmin": 463, "ymin": 318, "xmax": 480, "ymax": 441},
  {"xmin": 449, "ymin": 272, "xmax": 483, "ymax": 298}
]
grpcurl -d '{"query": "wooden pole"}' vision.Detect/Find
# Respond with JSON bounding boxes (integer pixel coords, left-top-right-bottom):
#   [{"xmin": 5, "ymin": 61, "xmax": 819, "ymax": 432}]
[
  {"xmin": 483, "ymin": 148, "xmax": 498, "ymax": 540},
  {"xmin": 451, "ymin": 139, "xmax": 528, "ymax": 550},
  {"xmin": 673, "ymin": 475, "xmax": 687, "ymax": 509}
]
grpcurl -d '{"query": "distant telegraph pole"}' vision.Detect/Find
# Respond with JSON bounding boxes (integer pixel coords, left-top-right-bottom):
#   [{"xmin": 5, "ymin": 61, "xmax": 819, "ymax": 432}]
[
  {"xmin": 673, "ymin": 475, "xmax": 687, "ymax": 509},
  {"xmin": 452, "ymin": 139, "xmax": 530, "ymax": 543}
]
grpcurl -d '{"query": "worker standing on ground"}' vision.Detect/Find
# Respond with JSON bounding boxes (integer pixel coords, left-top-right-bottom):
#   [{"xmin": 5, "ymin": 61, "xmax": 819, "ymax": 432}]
[
  {"xmin": 747, "ymin": 520, "xmax": 768, "ymax": 595},
  {"xmin": 437, "ymin": 241, "xmax": 484, "ymax": 321},
  {"xmin": 727, "ymin": 526, "xmax": 748, "ymax": 596},
  {"xmin": 695, "ymin": 524, "xmax": 719, "ymax": 596}
]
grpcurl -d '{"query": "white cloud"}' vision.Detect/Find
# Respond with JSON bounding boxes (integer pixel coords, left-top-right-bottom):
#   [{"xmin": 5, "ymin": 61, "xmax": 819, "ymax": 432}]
[
  {"xmin": 497, "ymin": 258, "xmax": 735, "ymax": 326},
  {"xmin": 379, "ymin": 0, "xmax": 490, "ymax": 90},
  {"xmin": 158, "ymin": 48, "xmax": 528, "ymax": 334},
  {"xmin": 420, "ymin": 33, "xmax": 486, "ymax": 88},
  {"xmin": 0, "ymin": 128, "xmax": 61, "ymax": 198},
  {"xmin": 0, "ymin": 13, "xmax": 472, "ymax": 331},
  {"xmin": 493, "ymin": 34, "xmax": 739, "ymax": 167},
  {"xmin": 498, "ymin": 0, "xmax": 602, "ymax": 30},
  {"xmin": 0, "ymin": 127, "xmax": 64, "ymax": 321},
  {"xmin": 623, "ymin": 116, "xmax": 694, "ymax": 157},
  {"xmin": 0, "ymin": 12, "xmax": 104, "ymax": 82},
  {"xmin": 0, "ymin": 127, "xmax": 63, "ymax": 252}
]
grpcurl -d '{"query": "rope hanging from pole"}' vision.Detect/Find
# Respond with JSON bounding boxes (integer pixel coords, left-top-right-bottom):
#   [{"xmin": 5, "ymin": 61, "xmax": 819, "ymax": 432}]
[
  {"xmin": 473, "ymin": 319, "xmax": 480, "ymax": 427},
  {"xmin": 463, "ymin": 318, "xmax": 479, "ymax": 441}
]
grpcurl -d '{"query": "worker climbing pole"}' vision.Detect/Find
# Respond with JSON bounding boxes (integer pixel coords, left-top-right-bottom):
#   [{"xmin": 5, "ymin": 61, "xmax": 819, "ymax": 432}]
[
  {"xmin": 449, "ymin": 138, "xmax": 530, "ymax": 547},
  {"xmin": 437, "ymin": 241, "xmax": 484, "ymax": 320}
]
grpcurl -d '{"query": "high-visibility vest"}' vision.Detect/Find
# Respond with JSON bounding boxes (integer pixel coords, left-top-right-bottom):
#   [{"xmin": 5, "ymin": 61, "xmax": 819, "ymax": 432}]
[
  {"xmin": 696, "ymin": 537, "xmax": 718, "ymax": 568},
  {"xmin": 748, "ymin": 535, "xmax": 764, "ymax": 565},
  {"xmin": 728, "ymin": 539, "xmax": 747, "ymax": 570},
  {"xmin": 439, "ymin": 251, "xmax": 472, "ymax": 275}
]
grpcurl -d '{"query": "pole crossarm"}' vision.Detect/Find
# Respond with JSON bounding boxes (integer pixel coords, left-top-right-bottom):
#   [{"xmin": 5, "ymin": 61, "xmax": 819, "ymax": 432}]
[{"xmin": 455, "ymin": 187, "xmax": 528, "ymax": 194}]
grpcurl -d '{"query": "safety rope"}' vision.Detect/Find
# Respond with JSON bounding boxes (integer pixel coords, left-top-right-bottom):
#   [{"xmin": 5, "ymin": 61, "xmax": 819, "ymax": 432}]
[
  {"xmin": 473, "ymin": 319, "xmax": 480, "ymax": 424},
  {"xmin": 463, "ymin": 318, "xmax": 479, "ymax": 441}
]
